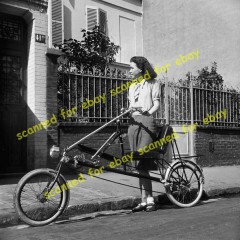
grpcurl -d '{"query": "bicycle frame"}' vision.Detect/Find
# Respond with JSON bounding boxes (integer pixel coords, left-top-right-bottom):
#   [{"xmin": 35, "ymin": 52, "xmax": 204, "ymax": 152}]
[{"xmin": 49, "ymin": 108, "xmax": 201, "ymax": 191}]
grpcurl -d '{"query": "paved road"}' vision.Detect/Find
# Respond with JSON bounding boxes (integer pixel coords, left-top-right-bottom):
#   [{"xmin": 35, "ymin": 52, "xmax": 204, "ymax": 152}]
[{"xmin": 1, "ymin": 196, "xmax": 240, "ymax": 240}]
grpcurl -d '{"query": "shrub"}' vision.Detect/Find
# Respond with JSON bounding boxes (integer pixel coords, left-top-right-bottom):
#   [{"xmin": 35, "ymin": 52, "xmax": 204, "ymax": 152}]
[{"xmin": 56, "ymin": 25, "xmax": 120, "ymax": 72}]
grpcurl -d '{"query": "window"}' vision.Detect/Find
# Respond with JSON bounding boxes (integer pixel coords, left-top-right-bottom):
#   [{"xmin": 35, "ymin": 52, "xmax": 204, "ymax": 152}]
[
  {"xmin": 48, "ymin": 0, "xmax": 64, "ymax": 47},
  {"xmin": 86, "ymin": 7, "xmax": 107, "ymax": 35}
]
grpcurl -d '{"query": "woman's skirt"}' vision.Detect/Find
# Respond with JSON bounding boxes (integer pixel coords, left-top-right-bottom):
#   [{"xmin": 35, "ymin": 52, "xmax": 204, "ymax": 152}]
[{"xmin": 128, "ymin": 115, "xmax": 158, "ymax": 170}]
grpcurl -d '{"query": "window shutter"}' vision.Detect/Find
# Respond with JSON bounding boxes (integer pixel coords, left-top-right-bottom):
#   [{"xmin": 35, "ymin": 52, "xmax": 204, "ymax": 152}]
[
  {"xmin": 86, "ymin": 7, "xmax": 98, "ymax": 31},
  {"xmin": 51, "ymin": 0, "xmax": 63, "ymax": 46},
  {"xmin": 99, "ymin": 9, "xmax": 107, "ymax": 34}
]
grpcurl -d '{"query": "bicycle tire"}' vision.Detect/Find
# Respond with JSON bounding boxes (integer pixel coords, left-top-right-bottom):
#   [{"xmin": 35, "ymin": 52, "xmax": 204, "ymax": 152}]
[
  {"xmin": 14, "ymin": 168, "xmax": 70, "ymax": 226},
  {"xmin": 165, "ymin": 163, "xmax": 203, "ymax": 208}
]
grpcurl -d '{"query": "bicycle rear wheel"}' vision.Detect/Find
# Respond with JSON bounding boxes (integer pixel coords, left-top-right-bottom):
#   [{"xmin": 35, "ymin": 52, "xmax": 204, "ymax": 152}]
[
  {"xmin": 14, "ymin": 168, "xmax": 69, "ymax": 226},
  {"xmin": 165, "ymin": 163, "xmax": 203, "ymax": 207}
]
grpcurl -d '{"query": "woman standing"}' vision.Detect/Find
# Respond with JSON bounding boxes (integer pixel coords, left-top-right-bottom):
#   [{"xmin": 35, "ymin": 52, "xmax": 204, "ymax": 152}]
[{"xmin": 128, "ymin": 56, "xmax": 160, "ymax": 212}]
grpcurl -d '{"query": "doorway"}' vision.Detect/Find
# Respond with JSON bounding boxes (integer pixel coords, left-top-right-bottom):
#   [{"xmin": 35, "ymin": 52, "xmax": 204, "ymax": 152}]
[{"xmin": 0, "ymin": 13, "xmax": 27, "ymax": 174}]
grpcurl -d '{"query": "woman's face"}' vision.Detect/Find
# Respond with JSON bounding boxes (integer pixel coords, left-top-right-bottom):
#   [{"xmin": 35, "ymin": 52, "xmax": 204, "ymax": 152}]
[{"xmin": 129, "ymin": 61, "xmax": 142, "ymax": 77}]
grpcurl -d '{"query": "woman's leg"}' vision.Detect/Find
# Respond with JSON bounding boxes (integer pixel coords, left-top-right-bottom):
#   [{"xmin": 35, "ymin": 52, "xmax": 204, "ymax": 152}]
[
  {"xmin": 138, "ymin": 168, "xmax": 156, "ymax": 211},
  {"xmin": 132, "ymin": 169, "xmax": 154, "ymax": 212},
  {"xmin": 138, "ymin": 169, "xmax": 152, "ymax": 202}
]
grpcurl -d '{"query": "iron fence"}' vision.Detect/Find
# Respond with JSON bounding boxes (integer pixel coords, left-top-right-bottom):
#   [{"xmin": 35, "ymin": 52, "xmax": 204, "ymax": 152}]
[
  {"xmin": 166, "ymin": 78, "xmax": 240, "ymax": 127},
  {"xmin": 58, "ymin": 68, "xmax": 240, "ymax": 127},
  {"xmin": 58, "ymin": 67, "xmax": 131, "ymax": 123}
]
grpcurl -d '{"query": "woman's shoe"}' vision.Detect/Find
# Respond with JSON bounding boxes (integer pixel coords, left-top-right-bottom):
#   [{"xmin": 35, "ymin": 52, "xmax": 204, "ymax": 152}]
[
  {"xmin": 132, "ymin": 203, "xmax": 147, "ymax": 212},
  {"xmin": 146, "ymin": 197, "xmax": 156, "ymax": 212},
  {"xmin": 146, "ymin": 203, "xmax": 156, "ymax": 212}
]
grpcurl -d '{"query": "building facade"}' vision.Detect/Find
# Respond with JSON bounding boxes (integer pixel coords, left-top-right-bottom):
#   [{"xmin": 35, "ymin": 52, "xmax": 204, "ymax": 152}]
[
  {"xmin": 0, "ymin": 0, "xmax": 143, "ymax": 174},
  {"xmin": 48, "ymin": 0, "xmax": 143, "ymax": 64},
  {"xmin": 62, "ymin": 0, "xmax": 143, "ymax": 64}
]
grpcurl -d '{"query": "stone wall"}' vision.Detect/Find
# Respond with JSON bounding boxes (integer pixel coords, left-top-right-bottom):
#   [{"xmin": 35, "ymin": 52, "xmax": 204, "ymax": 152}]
[
  {"xmin": 26, "ymin": 10, "xmax": 49, "ymax": 169},
  {"xmin": 57, "ymin": 124, "xmax": 240, "ymax": 168},
  {"xmin": 195, "ymin": 127, "xmax": 240, "ymax": 167}
]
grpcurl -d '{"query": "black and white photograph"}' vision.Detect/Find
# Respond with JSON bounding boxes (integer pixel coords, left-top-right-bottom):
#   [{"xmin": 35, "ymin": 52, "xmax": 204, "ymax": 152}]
[{"xmin": 0, "ymin": 0, "xmax": 240, "ymax": 239}]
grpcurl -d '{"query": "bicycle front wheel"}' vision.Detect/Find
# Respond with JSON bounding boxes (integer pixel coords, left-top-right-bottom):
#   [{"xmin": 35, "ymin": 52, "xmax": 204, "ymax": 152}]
[
  {"xmin": 165, "ymin": 163, "xmax": 203, "ymax": 207},
  {"xmin": 14, "ymin": 168, "xmax": 69, "ymax": 226}
]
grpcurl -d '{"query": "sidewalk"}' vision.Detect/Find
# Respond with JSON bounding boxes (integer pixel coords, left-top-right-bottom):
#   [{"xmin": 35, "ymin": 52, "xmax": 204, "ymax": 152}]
[{"xmin": 0, "ymin": 165, "xmax": 240, "ymax": 227}]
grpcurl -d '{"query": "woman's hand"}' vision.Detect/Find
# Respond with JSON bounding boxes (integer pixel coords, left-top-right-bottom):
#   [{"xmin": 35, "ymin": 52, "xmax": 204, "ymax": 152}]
[{"xmin": 142, "ymin": 110, "xmax": 151, "ymax": 116}]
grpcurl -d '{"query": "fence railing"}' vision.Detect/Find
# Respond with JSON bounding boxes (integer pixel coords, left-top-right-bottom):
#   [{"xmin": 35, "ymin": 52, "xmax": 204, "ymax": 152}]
[
  {"xmin": 166, "ymin": 79, "xmax": 239, "ymax": 127},
  {"xmin": 58, "ymin": 68, "xmax": 240, "ymax": 127},
  {"xmin": 58, "ymin": 68, "xmax": 131, "ymax": 123}
]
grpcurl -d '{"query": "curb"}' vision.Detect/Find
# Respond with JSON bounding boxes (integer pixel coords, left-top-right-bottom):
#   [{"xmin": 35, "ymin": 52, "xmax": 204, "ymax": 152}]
[
  {"xmin": 205, "ymin": 187, "xmax": 240, "ymax": 198},
  {"xmin": 0, "ymin": 196, "xmax": 143, "ymax": 228},
  {"xmin": 1, "ymin": 187, "xmax": 240, "ymax": 228}
]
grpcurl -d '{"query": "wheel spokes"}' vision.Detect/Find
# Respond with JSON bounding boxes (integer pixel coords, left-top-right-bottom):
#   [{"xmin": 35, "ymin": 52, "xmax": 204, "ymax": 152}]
[
  {"xmin": 19, "ymin": 174, "xmax": 63, "ymax": 221},
  {"xmin": 169, "ymin": 165, "xmax": 201, "ymax": 204}
]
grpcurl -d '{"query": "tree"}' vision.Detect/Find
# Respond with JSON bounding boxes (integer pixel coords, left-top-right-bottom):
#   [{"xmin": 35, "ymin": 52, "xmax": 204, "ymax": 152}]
[
  {"xmin": 56, "ymin": 26, "xmax": 120, "ymax": 72},
  {"xmin": 187, "ymin": 62, "xmax": 224, "ymax": 89}
]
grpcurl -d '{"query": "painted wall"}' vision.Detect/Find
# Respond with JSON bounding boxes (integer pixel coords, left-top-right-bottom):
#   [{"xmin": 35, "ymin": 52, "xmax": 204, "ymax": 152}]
[
  {"xmin": 63, "ymin": 0, "xmax": 143, "ymax": 64},
  {"xmin": 142, "ymin": 0, "xmax": 240, "ymax": 88}
]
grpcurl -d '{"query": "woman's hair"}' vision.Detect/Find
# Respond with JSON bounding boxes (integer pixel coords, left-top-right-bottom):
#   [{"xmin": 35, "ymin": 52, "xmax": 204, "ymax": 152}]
[{"xmin": 130, "ymin": 56, "xmax": 157, "ymax": 79}]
